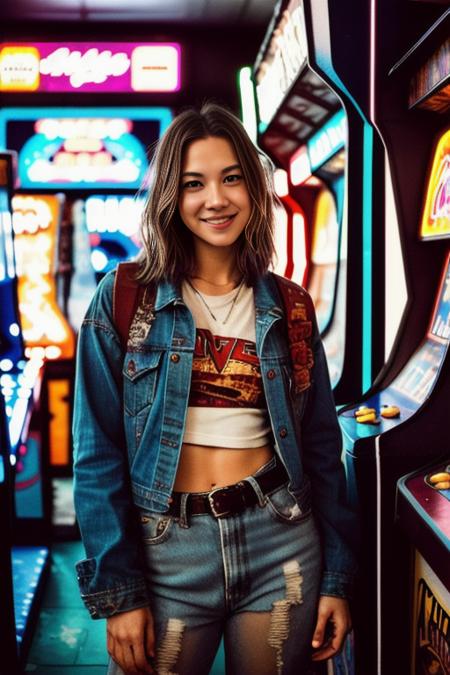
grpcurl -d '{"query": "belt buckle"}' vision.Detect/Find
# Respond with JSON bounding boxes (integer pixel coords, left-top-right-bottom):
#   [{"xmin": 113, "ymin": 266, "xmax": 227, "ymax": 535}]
[{"xmin": 207, "ymin": 484, "xmax": 243, "ymax": 518}]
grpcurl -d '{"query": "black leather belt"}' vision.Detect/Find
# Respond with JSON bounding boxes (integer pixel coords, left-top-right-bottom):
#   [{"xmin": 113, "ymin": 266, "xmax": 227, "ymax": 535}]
[{"xmin": 169, "ymin": 460, "xmax": 288, "ymax": 518}]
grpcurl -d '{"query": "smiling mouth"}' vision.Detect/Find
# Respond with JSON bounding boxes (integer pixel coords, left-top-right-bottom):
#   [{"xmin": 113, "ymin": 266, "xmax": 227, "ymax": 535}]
[{"xmin": 201, "ymin": 214, "xmax": 237, "ymax": 226}]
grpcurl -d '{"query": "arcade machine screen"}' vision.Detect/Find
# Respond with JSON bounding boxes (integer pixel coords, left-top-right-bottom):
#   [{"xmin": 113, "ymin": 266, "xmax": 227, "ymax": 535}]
[
  {"xmin": 84, "ymin": 193, "xmax": 145, "ymax": 276},
  {"xmin": 0, "ymin": 111, "xmax": 164, "ymax": 191}
]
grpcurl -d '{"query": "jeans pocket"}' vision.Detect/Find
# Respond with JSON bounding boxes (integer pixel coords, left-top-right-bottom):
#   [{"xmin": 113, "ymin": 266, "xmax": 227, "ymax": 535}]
[
  {"xmin": 266, "ymin": 482, "xmax": 312, "ymax": 525},
  {"xmin": 139, "ymin": 510, "xmax": 173, "ymax": 545}
]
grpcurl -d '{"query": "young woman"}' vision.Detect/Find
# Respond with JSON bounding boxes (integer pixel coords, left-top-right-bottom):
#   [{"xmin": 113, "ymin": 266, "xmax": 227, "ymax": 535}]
[{"xmin": 73, "ymin": 103, "xmax": 357, "ymax": 675}]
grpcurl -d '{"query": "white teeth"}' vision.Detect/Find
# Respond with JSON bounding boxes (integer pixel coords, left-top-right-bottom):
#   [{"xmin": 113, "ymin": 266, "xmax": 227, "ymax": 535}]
[{"xmin": 205, "ymin": 216, "xmax": 233, "ymax": 224}]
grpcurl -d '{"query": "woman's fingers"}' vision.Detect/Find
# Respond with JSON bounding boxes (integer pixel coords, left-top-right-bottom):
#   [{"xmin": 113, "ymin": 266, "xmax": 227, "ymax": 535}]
[
  {"xmin": 145, "ymin": 613, "xmax": 156, "ymax": 660},
  {"xmin": 311, "ymin": 610, "xmax": 328, "ymax": 649},
  {"xmin": 130, "ymin": 640, "xmax": 154, "ymax": 674},
  {"xmin": 311, "ymin": 595, "xmax": 352, "ymax": 662},
  {"xmin": 311, "ymin": 618, "xmax": 343, "ymax": 661},
  {"xmin": 107, "ymin": 607, "xmax": 155, "ymax": 674}
]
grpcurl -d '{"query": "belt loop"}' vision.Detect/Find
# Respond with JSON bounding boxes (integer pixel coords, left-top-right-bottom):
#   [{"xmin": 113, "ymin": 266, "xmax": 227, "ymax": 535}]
[
  {"xmin": 245, "ymin": 476, "xmax": 266, "ymax": 507},
  {"xmin": 179, "ymin": 493, "xmax": 190, "ymax": 528}
]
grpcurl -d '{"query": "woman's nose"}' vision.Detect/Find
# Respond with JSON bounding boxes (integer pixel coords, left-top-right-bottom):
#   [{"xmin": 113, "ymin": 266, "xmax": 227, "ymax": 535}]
[{"xmin": 204, "ymin": 183, "xmax": 229, "ymax": 209}]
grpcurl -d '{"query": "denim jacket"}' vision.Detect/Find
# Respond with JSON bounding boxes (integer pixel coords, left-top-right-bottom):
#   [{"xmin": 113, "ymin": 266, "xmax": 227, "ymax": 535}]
[{"xmin": 73, "ymin": 270, "xmax": 358, "ymax": 619}]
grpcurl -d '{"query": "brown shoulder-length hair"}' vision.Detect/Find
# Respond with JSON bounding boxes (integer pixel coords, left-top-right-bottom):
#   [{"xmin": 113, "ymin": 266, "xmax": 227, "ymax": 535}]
[{"xmin": 136, "ymin": 101, "xmax": 277, "ymax": 286}]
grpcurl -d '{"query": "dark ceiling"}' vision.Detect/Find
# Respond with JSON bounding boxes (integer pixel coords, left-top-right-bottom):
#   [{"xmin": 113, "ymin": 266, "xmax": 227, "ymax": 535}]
[{"xmin": 1, "ymin": 0, "xmax": 277, "ymax": 24}]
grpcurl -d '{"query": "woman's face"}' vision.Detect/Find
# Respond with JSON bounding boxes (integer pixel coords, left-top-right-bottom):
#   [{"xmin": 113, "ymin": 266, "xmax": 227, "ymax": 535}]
[{"xmin": 178, "ymin": 136, "xmax": 252, "ymax": 253}]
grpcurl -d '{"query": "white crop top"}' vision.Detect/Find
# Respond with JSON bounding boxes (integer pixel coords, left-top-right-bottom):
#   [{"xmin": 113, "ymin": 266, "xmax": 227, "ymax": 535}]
[{"xmin": 182, "ymin": 281, "xmax": 272, "ymax": 448}]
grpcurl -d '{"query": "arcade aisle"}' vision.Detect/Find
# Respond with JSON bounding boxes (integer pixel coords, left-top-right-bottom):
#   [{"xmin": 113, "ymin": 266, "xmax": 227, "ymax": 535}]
[{"xmin": 1, "ymin": 1, "xmax": 449, "ymax": 674}]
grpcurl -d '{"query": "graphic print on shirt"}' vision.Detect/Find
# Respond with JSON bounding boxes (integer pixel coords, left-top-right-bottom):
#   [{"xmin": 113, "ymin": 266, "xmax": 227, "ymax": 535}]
[{"xmin": 190, "ymin": 328, "xmax": 264, "ymax": 408}]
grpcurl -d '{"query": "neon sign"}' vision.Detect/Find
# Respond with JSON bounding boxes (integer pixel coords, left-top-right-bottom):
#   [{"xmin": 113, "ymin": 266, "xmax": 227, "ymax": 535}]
[
  {"xmin": 0, "ymin": 42, "xmax": 181, "ymax": 93},
  {"xmin": 421, "ymin": 129, "xmax": 450, "ymax": 240},
  {"xmin": 307, "ymin": 110, "xmax": 347, "ymax": 171},
  {"xmin": 12, "ymin": 194, "xmax": 75, "ymax": 359},
  {"xmin": 0, "ymin": 107, "xmax": 172, "ymax": 190}
]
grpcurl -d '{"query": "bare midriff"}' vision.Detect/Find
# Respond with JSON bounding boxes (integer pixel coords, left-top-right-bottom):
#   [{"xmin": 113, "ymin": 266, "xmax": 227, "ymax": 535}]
[{"xmin": 173, "ymin": 442, "xmax": 275, "ymax": 492}]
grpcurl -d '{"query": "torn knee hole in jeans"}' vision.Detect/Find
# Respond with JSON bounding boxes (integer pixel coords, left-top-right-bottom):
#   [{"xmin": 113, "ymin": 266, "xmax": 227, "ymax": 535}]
[
  {"xmin": 268, "ymin": 560, "xmax": 303, "ymax": 674},
  {"xmin": 156, "ymin": 618, "xmax": 185, "ymax": 675}
]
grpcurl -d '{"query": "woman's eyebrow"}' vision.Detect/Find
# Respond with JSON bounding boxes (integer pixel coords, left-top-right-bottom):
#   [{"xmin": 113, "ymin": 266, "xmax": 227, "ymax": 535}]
[
  {"xmin": 181, "ymin": 164, "xmax": 241, "ymax": 178},
  {"xmin": 222, "ymin": 163, "xmax": 241, "ymax": 173}
]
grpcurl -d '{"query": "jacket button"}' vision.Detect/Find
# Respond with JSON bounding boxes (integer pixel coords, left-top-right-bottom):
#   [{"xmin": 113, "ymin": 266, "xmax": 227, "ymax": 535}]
[
  {"xmin": 267, "ymin": 369, "xmax": 276, "ymax": 379},
  {"xmin": 171, "ymin": 353, "xmax": 180, "ymax": 363},
  {"xmin": 127, "ymin": 359, "xmax": 136, "ymax": 374},
  {"xmin": 279, "ymin": 427, "xmax": 288, "ymax": 438}
]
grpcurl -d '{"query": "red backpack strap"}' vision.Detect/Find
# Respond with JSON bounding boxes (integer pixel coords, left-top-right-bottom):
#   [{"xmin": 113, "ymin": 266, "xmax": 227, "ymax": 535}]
[
  {"xmin": 273, "ymin": 274, "xmax": 315, "ymax": 394},
  {"xmin": 113, "ymin": 262, "xmax": 150, "ymax": 350}
]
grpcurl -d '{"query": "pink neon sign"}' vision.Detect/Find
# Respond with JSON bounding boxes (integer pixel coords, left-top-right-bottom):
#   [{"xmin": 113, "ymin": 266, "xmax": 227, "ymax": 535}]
[{"xmin": 0, "ymin": 42, "xmax": 181, "ymax": 93}]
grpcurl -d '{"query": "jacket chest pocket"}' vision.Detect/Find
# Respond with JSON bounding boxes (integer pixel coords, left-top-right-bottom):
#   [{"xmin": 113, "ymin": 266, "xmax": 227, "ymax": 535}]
[{"xmin": 123, "ymin": 351, "xmax": 163, "ymax": 416}]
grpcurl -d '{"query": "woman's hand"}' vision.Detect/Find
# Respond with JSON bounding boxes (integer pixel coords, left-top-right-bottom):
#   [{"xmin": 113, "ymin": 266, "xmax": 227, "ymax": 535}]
[
  {"xmin": 311, "ymin": 595, "xmax": 352, "ymax": 662},
  {"xmin": 107, "ymin": 606, "xmax": 155, "ymax": 674}
]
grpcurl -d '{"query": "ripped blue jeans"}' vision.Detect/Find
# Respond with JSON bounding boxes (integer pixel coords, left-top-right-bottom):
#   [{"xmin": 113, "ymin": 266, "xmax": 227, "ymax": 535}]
[{"xmin": 107, "ymin": 457, "xmax": 322, "ymax": 674}]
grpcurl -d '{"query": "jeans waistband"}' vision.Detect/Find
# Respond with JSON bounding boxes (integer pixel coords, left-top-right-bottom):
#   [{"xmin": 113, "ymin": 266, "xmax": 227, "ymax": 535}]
[{"xmin": 169, "ymin": 456, "xmax": 287, "ymax": 519}]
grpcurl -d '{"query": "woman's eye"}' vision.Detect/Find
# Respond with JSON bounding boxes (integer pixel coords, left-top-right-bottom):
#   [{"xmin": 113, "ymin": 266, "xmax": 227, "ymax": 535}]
[
  {"xmin": 182, "ymin": 180, "xmax": 202, "ymax": 189},
  {"xmin": 224, "ymin": 174, "xmax": 243, "ymax": 184}
]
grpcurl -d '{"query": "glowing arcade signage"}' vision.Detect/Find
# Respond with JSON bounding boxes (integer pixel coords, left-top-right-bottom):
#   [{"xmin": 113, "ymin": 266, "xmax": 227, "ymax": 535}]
[
  {"xmin": 255, "ymin": 0, "xmax": 308, "ymax": 127},
  {"xmin": 0, "ymin": 42, "xmax": 181, "ymax": 93},
  {"xmin": 0, "ymin": 107, "xmax": 172, "ymax": 190},
  {"xmin": 421, "ymin": 129, "xmax": 450, "ymax": 240},
  {"xmin": 12, "ymin": 194, "xmax": 75, "ymax": 359},
  {"xmin": 307, "ymin": 110, "xmax": 347, "ymax": 172}
]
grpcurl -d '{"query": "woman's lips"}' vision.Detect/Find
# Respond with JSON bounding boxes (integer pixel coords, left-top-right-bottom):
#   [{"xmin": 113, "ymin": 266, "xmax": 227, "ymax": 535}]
[{"xmin": 201, "ymin": 214, "xmax": 236, "ymax": 230}]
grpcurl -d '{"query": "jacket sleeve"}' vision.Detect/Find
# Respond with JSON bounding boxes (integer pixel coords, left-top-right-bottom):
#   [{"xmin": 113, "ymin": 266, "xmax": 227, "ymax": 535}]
[
  {"xmin": 301, "ymin": 311, "xmax": 359, "ymax": 599},
  {"xmin": 72, "ymin": 271, "xmax": 150, "ymax": 618}
]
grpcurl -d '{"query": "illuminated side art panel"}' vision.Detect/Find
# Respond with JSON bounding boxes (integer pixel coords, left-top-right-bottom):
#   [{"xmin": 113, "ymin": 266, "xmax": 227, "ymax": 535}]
[{"xmin": 12, "ymin": 194, "xmax": 75, "ymax": 359}]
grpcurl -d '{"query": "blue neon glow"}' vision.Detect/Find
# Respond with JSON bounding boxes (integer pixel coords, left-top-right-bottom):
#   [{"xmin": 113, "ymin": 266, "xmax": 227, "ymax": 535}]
[
  {"xmin": 12, "ymin": 546, "xmax": 49, "ymax": 643},
  {"xmin": 258, "ymin": 121, "xmax": 268, "ymax": 134},
  {"xmin": 312, "ymin": 20, "xmax": 374, "ymax": 392},
  {"xmin": 307, "ymin": 110, "xmax": 346, "ymax": 171},
  {"xmin": 0, "ymin": 456, "xmax": 4, "ymax": 483}
]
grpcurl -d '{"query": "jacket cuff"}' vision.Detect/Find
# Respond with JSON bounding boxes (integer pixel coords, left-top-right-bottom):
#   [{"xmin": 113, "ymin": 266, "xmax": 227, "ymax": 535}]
[
  {"xmin": 320, "ymin": 571, "xmax": 355, "ymax": 600},
  {"xmin": 76, "ymin": 559, "xmax": 150, "ymax": 619}
]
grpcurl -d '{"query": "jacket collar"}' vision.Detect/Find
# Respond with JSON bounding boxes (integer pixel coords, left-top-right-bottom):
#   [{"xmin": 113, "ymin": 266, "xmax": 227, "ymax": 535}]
[
  {"xmin": 253, "ymin": 273, "xmax": 284, "ymax": 317},
  {"xmin": 153, "ymin": 273, "xmax": 284, "ymax": 316},
  {"xmin": 154, "ymin": 279, "xmax": 180, "ymax": 311}
]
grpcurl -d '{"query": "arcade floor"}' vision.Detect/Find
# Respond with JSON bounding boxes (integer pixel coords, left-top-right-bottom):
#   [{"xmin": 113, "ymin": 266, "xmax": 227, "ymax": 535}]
[{"xmin": 25, "ymin": 540, "xmax": 107, "ymax": 675}]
